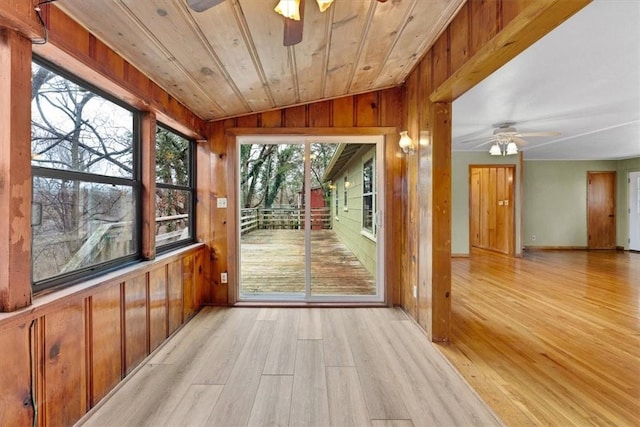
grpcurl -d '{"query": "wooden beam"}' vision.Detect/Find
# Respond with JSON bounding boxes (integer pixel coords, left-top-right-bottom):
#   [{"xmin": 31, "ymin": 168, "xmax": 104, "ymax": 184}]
[
  {"xmin": 430, "ymin": 0, "xmax": 591, "ymax": 102},
  {"xmin": 0, "ymin": 0, "xmax": 44, "ymax": 40},
  {"xmin": 0, "ymin": 29, "xmax": 32, "ymax": 312},
  {"xmin": 141, "ymin": 112, "xmax": 157, "ymax": 260},
  {"xmin": 430, "ymin": 102, "xmax": 451, "ymax": 342}
]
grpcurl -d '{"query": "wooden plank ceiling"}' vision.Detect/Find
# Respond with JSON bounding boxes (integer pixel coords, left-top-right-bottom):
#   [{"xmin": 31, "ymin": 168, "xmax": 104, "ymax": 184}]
[{"xmin": 56, "ymin": 0, "xmax": 463, "ymax": 121}]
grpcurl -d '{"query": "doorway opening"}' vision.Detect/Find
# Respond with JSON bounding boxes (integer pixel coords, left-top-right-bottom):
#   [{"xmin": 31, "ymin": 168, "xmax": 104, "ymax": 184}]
[{"xmin": 237, "ymin": 135, "xmax": 384, "ymax": 302}]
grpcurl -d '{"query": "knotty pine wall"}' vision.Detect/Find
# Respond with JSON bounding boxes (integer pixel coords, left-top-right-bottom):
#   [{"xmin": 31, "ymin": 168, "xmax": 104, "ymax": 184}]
[{"xmin": 198, "ymin": 90, "xmax": 406, "ymax": 306}]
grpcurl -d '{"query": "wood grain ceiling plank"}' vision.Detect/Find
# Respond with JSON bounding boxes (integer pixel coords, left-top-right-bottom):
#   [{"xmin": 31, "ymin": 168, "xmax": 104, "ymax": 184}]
[
  {"xmin": 292, "ymin": 0, "xmax": 332, "ymax": 103},
  {"xmin": 188, "ymin": 0, "xmax": 275, "ymax": 114},
  {"xmin": 121, "ymin": 0, "xmax": 246, "ymax": 119},
  {"xmin": 349, "ymin": 0, "xmax": 416, "ymax": 94},
  {"xmin": 324, "ymin": 0, "xmax": 372, "ymax": 99},
  {"xmin": 374, "ymin": 0, "xmax": 464, "ymax": 89},
  {"xmin": 238, "ymin": 0, "xmax": 297, "ymax": 108},
  {"xmin": 58, "ymin": 0, "xmax": 221, "ymax": 119}
]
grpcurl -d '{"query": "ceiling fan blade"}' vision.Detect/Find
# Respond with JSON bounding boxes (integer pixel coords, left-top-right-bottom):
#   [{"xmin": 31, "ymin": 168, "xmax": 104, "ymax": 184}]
[
  {"xmin": 283, "ymin": 0, "xmax": 305, "ymax": 46},
  {"xmin": 186, "ymin": 0, "xmax": 224, "ymax": 12},
  {"xmin": 470, "ymin": 138, "xmax": 497, "ymax": 149},
  {"xmin": 511, "ymin": 136, "xmax": 528, "ymax": 146},
  {"xmin": 516, "ymin": 131, "xmax": 561, "ymax": 137}
]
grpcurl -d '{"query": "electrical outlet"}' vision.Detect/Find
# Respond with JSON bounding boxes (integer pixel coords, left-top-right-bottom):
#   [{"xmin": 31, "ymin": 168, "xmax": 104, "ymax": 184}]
[
  {"xmin": 413, "ymin": 285, "xmax": 417, "ymax": 299},
  {"xmin": 221, "ymin": 272, "xmax": 228, "ymax": 283},
  {"xmin": 217, "ymin": 197, "xmax": 227, "ymax": 208}
]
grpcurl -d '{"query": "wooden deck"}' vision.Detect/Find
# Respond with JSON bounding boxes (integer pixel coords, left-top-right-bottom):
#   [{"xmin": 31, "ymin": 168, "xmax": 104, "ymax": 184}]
[
  {"xmin": 240, "ymin": 229, "xmax": 376, "ymax": 296},
  {"xmin": 441, "ymin": 249, "xmax": 640, "ymax": 426}
]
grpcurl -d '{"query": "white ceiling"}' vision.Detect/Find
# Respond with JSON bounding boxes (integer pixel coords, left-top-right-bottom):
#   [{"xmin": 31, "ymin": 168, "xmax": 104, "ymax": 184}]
[{"xmin": 452, "ymin": 0, "xmax": 640, "ymax": 161}]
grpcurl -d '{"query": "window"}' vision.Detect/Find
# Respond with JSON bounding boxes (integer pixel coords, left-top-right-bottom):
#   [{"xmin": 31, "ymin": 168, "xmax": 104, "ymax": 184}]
[
  {"xmin": 335, "ymin": 187, "xmax": 339, "ymax": 217},
  {"xmin": 343, "ymin": 175, "xmax": 349, "ymax": 210},
  {"xmin": 155, "ymin": 125, "xmax": 194, "ymax": 249},
  {"xmin": 31, "ymin": 59, "xmax": 139, "ymax": 288},
  {"xmin": 362, "ymin": 157, "xmax": 375, "ymax": 235}
]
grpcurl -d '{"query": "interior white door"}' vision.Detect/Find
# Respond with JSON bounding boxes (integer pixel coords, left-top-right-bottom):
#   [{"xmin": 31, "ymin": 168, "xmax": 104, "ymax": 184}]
[{"xmin": 629, "ymin": 171, "xmax": 640, "ymax": 251}]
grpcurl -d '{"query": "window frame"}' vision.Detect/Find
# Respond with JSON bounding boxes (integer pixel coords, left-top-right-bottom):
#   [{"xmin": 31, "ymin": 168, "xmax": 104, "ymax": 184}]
[
  {"xmin": 361, "ymin": 155, "xmax": 376, "ymax": 240},
  {"xmin": 343, "ymin": 175, "xmax": 349, "ymax": 211},
  {"xmin": 31, "ymin": 56, "xmax": 142, "ymax": 292},
  {"xmin": 154, "ymin": 123, "xmax": 196, "ymax": 253}
]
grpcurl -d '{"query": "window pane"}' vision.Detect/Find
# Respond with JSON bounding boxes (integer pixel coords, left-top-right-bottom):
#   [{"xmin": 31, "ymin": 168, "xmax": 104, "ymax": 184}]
[
  {"xmin": 32, "ymin": 177, "xmax": 136, "ymax": 283},
  {"xmin": 31, "ymin": 63, "xmax": 134, "ymax": 178},
  {"xmin": 156, "ymin": 126, "xmax": 190, "ymax": 186},
  {"xmin": 363, "ymin": 194, "xmax": 373, "ymax": 231},
  {"xmin": 363, "ymin": 159, "xmax": 373, "ymax": 193},
  {"xmin": 156, "ymin": 188, "xmax": 191, "ymax": 246}
]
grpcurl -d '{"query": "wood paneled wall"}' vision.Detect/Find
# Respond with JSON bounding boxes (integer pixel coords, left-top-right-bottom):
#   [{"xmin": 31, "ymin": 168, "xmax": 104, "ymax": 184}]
[
  {"xmin": 0, "ymin": 246, "xmax": 205, "ymax": 427},
  {"xmin": 402, "ymin": 0, "xmax": 589, "ymax": 341},
  {"xmin": 197, "ymin": 89, "xmax": 405, "ymax": 306}
]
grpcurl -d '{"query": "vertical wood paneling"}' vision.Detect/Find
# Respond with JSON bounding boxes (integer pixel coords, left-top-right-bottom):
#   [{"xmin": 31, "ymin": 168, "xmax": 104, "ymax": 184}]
[
  {"xmin": 284, "ymin": 105, "xmax": 307, "ymax": 127},
  {"xmin": 417, "ymin": 56, "xmax": 434, "ymax": 332},
  {"xmin": 237, "ymin": 114, "xmax": 259, "ymax": 128},
  {"xmin": 149, "ymin": 266, "xmax": 167, "ymax": 352},
  {"xmin": 124, "ymin": 275, "xmax": 148, "ymax": 374},
  {"xmin": 355, "ymin": 92, "xmax": 379, "ymax": 127},
  {"xmin": 196, "ymin": 136, "xmax": 212, "ymax": 304},
  {"xmin": 194, "ymin": 249, "xmax": 205, "ymax": 309},
  {"xmin": 332, "ymin": 96, "xmax": 354, "ymax": 127},
  {"xmin": 90, "ymin": 283, "xmax": 122, "ymax": 406},
  {"xmin": 432, "ymin": 30, "xmax": 450, "ymax": 93},
  {"xmin": 449, "ymin": 3, "xmax": 470, "ymax": 75},
  {"xmin": 0, "ymin": 324, "xmax": 32, "ymax": 425},
  {"xmin": 209, "ymin": 120, "xmax": 230, "ymax": 305},
  {"xmin": 167, "ymin": 259, "xmax": 184, "ymax": 334},
  {"xmin": 261, "ymin": 110, "xmax": 282, "ymax": 128},
  {"xmin": 182, "ymin": 254, "xmax": 196, "ymax": 320},
  {"xmin": 404, "ymin": 72, "xmax": 419, "ymax": 319},
  {"xmin": 488, "ymin": 167, "xmax": 497, "ymax": 249},
  {"xmin": 44, "ymin": 302, "xmax": 86, "ymax": 426},
  {"xmin": 379, "ymin": 88, "xmax": 403, "ymax": 305},
  {"xmin": 0, "ymin": 29, "xmax": 32, "ymax": 312},
  {"xmin": 469, "ymin": 0, "xmax": 501, "ymax": 56},
  {"xmin": 308, "ymin": 100, "xmax": 332, "ymax": 127}
]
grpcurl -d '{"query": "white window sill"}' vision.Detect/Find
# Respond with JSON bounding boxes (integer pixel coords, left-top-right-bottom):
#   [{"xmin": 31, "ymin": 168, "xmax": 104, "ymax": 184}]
[{"xmin": 360, "ymin": 230, "xmax": 376, "ymax": 242}]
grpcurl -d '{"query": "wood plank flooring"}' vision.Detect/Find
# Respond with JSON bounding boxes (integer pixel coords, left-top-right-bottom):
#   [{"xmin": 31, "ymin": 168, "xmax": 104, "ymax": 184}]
[
  {"xmin": 79, "ymin": 307, "xmax": 500, "ymax": 427},
  {"xmin": 441, "ymin": 249, "xmax": 640, "ymax": 426},
  {"xmin": 240, "ymin": 230, "xmax": 376, "ymax": 296}
]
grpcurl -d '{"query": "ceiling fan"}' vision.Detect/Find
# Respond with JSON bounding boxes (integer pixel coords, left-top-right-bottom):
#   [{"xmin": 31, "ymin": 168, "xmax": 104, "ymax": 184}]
[
  {"xmin": 186, "ymin": 0, "xmax": 388, "ymax": 46},
  {"xmin": 463, "ymin": 122, "xmax": 560, "ymax": 156}
]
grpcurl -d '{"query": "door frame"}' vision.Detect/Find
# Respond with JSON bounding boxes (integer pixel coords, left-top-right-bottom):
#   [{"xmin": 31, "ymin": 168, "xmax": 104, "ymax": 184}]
[
  {"xmin": 468, "ymin": 164, "xmax": 516, "ymax": 256},
  {"xmin": 628, "ymin": 171, "xmax": 640, "ymax": 251},
  {"xmin": 235, "ymin": 133, "xmax": 386, "ymax": 304}
]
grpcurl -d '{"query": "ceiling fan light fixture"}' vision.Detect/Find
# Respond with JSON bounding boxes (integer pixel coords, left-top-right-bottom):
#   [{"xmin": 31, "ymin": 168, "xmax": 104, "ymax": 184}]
[
  {"xmin": 316, "ymin": 0, "xmax": 334, "ymax": 12},
  {"xmin": 275, "ymin": 0, "xmax": 301, "ymax": 20},
  {"xmin": 506, "ymin": 141, "xmax": 518, "ymax": 155},
  {"xmin": 489, "ymin": 143, "xmax": 501, "ymax": 156}
]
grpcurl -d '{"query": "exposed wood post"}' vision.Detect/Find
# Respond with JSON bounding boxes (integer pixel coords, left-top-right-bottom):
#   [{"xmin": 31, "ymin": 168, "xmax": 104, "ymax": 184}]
[
  {"xmin": 141, "ymin": 112, "xmax": 157, "ymax": 260},
  {"xmin": 0, "ymin": 29, "xmax": 32, "ymax": 311},
  {"xmin": 430, "ymin": 102, "xmax": 452, "ymax": 341}
]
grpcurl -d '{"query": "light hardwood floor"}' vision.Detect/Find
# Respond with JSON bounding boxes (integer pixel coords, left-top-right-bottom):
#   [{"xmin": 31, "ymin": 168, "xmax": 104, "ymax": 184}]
[
  {"xmin": 79, "ymin": 307, "xmax": 501, "ymax": 427},
  {"xmin": 441, "ymin": 249, "xmax": 640, "ymax": 426}
]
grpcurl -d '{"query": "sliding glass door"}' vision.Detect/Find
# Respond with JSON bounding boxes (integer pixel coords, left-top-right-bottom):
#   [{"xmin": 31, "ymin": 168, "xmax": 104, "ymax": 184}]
[{"xmin": 238, "ymin": 136, "xmax": 383, "ymax": 302}]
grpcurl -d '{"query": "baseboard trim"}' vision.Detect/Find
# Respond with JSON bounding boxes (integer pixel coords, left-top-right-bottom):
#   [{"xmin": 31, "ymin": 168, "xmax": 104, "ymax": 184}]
[
  {"xmin": 451, "ymin": 253, "xmax": 470, "ymax": 258},
  {"xmin": 523, "ymin": 246, "xmax": 588, "ymax": 251}
]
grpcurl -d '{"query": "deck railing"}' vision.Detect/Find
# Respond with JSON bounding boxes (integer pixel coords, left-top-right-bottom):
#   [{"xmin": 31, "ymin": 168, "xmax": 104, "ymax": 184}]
[{"xmin": 240, "ymin": 207, "xmax": 331, "ymax": 234}]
